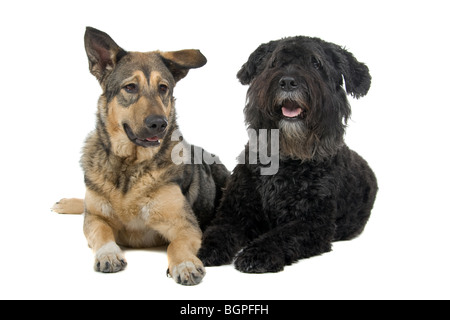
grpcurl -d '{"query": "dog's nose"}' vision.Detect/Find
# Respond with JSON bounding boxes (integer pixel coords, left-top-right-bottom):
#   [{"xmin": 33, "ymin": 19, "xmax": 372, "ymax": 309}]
[
  {"xmin": 144, "ymin": 115, "xmax": 168, "ymax": 133},
  {"xmin": 279, "ymin": 76, "xmax": 298, "ymax": 91}
]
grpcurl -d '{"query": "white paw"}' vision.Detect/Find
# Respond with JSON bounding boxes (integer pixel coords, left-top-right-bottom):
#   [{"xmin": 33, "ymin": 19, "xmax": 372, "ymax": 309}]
[
  {"xmin": 94, "ymin": 242, "xmax": 127, "ymax": 273},
  {"xmin": 169, "ymin": 260, "xmax": 206, "ymax": 286}
]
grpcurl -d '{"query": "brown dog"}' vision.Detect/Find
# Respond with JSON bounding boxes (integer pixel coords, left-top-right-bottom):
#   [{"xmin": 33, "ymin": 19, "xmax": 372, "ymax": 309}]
[{"xmin": 52, "ymin": 27, "xmax": 229, "ymax": 285}]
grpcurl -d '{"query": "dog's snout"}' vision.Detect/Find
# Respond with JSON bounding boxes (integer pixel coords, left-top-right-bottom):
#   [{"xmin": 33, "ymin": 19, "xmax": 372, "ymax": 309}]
[
  {"xmin": 279, "ymin": 76, "xmax": 298, "ymax": 92},
  {"xmin": 144, "ymin": 115, "xmax": 168, "ymax": 132}
]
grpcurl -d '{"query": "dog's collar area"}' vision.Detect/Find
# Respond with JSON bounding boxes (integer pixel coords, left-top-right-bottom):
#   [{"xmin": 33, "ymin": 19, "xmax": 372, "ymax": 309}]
[{"xmin": 123, "ymin": 123, "xmax": 161, "ymax": 148}]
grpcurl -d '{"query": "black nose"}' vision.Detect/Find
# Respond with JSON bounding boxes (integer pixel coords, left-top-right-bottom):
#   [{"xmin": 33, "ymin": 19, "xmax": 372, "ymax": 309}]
[
  {"xmin": 144, "ymin": 115, "xmax": 168, "ymax": 133},
  {"xmin": 279, "ymin": 76, "xmax": 298, "ymax": 91}
]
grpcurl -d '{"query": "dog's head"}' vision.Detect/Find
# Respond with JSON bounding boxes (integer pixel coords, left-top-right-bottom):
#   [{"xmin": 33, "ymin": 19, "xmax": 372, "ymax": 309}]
[
  {"xmin": 84, "ymin": 27, "xmax": 206, "ymax": 158},
  {"xmin": 237, "ymin": 36, "xmax": 371, "ymax": 160}
]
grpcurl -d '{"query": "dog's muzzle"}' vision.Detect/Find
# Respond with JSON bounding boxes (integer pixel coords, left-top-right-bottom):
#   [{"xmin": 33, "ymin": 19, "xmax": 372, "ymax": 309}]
[
  {"xmin": 123, "ymin": 115, "xmax": 168, "ymax": 148},
  {"xmin": 277, "ymin": 76, "xmax": 307, "ymax": 120}
]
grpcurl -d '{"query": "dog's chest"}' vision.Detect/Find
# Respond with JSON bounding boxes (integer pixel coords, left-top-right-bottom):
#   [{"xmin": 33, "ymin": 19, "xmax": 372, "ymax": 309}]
[
  {"xmin": 117, "ymin": 203, "xmax": 166, "ymax": 248},
  {"xmin": 104, "ymin": 192, "xmax": 166, "ymax": 247},
  {"xmin": 256, "ymin": 161, "xmax": 334, "ymax": 223},
  {"xmin": 111, "ymin": 161, "xmax": 159, "ymax": 194},
  {"xmin": 100, "ymin": 164, "xmax": 165, "ymax": 218}
]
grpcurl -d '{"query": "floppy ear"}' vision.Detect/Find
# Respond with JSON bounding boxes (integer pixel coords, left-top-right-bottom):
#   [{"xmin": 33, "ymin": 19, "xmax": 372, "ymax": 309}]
[
  {"xmin": 84, "ymin": 27, "xmax": 127, "ymax": 83},
  {"xmin": 326, "ymin": 44, "xmax": 371, "ymax": 98},
  {"xmin": 159, "ymin": 50, "xmax": 207, "ymax": 82},
  {"xmin": 237, "ymin": 40, "xmax": 278, "ymax": 85}
]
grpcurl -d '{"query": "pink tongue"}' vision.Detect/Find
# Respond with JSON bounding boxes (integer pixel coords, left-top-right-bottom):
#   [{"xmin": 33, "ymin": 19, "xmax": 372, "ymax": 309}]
[
  {"xmin": 146, "ymin": 137, "xmax": 159, "ymax": 142},
  {"xmin": 282, "ymin": 106, "xmax": 302, "ymax": 118}
]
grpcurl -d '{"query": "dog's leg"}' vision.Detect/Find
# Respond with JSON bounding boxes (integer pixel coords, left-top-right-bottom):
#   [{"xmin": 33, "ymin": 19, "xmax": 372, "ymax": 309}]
[
  {"xmin": 234, "ymin": 218, "xmax": 335, "ymax": 273},
  {"xmin": 83, "ymin": 191, "xmax": 127, "ymax": 273},
  {"xmin": 84, "ymin": 213, "xmax": 127, "ymax": 273},
  {"xmin": 52, "ymin": 198, "xmax": 84, "ymax": 214},
  {"xmin": 198, "ymin": 164, "xmax": 261, "ymax": 266},
  {"xmin": 148, "ymin": 184, "xmax": 205, "ymax": 286},
  {"xmin": 166, "ymin": 230, "xmax": 204, "ymax": 286},
  {"xmin": 198, "ymin": 218, "xmax": 249, "ymax": 267}
]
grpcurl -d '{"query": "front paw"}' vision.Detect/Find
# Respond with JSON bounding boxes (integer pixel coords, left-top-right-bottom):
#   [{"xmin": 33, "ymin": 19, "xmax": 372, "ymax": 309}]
[
  {"xmin": 234, "ymin": 244, "xmax": 285, "ymax": 274},
  {"xmin": 94, "ymin": 242, "xmax": 127, "ymax": 273},
  {"xmin": 197, "ymin": 226, "xmax": 241, "ymax": 266},
  {"xmin": 197, "ymin": 244, "xmax": 234, "ymax": 267},
  {"xmin": 168, "ymin": 258, "xmax": 205, "ymax": 286}
]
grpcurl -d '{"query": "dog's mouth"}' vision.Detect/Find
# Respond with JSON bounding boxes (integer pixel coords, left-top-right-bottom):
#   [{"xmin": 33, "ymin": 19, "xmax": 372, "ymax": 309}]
[
  {"xmin": 123, "ymin": 124, "xmax": 162, "ymax": 148},
  {"xmin": 280, "ymin": 100, "xmax": 306, "ymax": 120}
]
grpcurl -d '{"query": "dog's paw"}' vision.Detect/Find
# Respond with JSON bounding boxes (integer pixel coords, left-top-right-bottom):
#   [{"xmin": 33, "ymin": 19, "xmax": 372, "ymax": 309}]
[
  {"xmin": 197, "ymin": 226, "xmax": 240, "ymax": 266},
  {"xmin": 51, "ymin": 198, "xmax": 84, "ymax": 214},
  {"xmin": 197, "ymin": 245, "xmax": 233, "ymax": 267},
  {"xmin": 168, "ymin": 259, "xmax": 205, "ymax": 286},
  {"xmin": 94, "ymin": 242, "xmax": 127, "ymax": 273},
  {"xmin": 234, "ymin": 244, "xmax": 285, "ymax": 274}
]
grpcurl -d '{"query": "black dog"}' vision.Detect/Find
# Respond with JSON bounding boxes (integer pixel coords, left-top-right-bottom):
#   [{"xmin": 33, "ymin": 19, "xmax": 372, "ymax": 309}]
[{"xmin": 198, "ymin": 36, "xmax": 378, "ymax": 273}]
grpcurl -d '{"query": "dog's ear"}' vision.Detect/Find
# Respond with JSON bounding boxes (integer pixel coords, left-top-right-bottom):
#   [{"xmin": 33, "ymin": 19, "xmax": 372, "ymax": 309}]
[
  {"xmin": 84, "ymin": 27, "xmax": 127, "ymax": 83},
  {"xmin": 326, "ymin": 44, "xmax": 371, "ymax": 98},
  {"xmin": 237, "ymin": 41, "xmax": 278, "ymax": 85},
  {"xmin": 159, "ymin": 50, "xmax": 207, "ymax": 82}
]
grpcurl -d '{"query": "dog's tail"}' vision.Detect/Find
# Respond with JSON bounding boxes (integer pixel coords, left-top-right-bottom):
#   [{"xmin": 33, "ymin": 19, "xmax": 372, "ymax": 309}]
[{"xmin": 52, "ymin": 198, "xmax": 84, "ymax": 214}]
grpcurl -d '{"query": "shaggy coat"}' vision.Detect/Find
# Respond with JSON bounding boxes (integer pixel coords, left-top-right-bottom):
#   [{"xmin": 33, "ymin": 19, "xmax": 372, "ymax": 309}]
[{"xmin": 198, "ymin": 36, "xmax": 378, "ymax": 273}]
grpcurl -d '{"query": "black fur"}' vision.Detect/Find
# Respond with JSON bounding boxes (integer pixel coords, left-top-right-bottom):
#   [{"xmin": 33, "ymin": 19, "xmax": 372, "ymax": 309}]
[{"xmin": 198, "ymin": 36, "xmax": 378, "ymax": 273}]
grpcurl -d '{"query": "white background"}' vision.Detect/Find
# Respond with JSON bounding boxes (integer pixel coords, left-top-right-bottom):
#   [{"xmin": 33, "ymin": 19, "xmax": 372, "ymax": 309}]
[{"xmin": 1, "ymin": 0, "xmax": 449, "ymax": 300}]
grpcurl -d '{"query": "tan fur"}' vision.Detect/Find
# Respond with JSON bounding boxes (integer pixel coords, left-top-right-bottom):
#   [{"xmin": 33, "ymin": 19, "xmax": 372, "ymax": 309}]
[{"xmin": 51, "ymin": 198, "xmax": 84, "ymax": 215}]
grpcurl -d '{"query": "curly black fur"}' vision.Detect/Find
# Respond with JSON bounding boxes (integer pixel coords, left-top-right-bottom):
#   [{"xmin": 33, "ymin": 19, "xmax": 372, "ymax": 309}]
[{"xmin": 198, "ymin": 36, "xmax": 378, "ymax": 273}]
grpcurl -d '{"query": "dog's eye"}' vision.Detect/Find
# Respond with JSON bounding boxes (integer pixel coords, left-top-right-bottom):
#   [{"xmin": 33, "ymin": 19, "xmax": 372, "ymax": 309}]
[
  {"xmin": 311, "ymin": 57, "xmax": 322, "ymax": 70},
  {"xmin": 124, "ymin": 83, "xmax": 138, "ymax": 94},
  {"xmin": 159, "ymin": 84, "xmax": 169, "ymax": 94}
]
